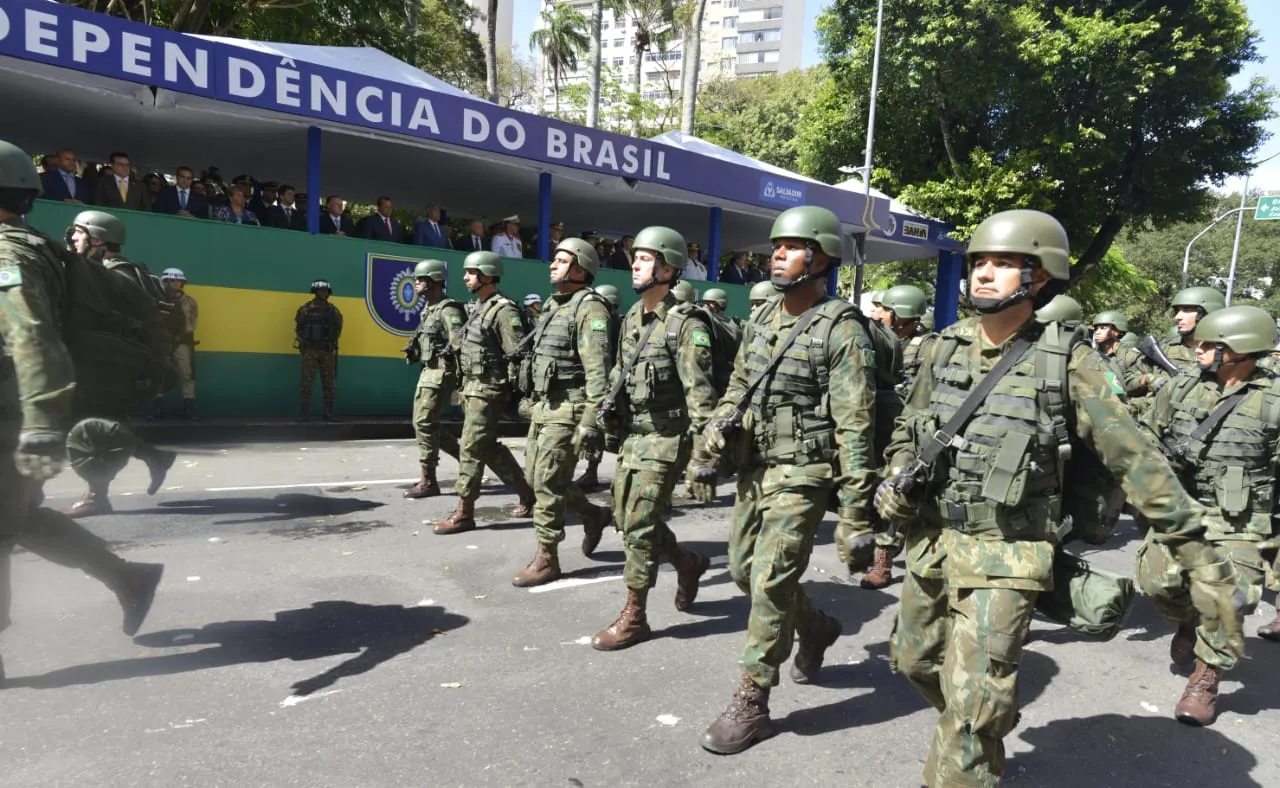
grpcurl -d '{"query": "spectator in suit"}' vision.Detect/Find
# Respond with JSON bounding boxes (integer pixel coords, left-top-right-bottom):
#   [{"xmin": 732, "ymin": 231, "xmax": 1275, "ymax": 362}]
[
  {"xmin": 608, "ymin": 234, "xmax": 633, "ymax": 270},
  {"xmin": 491, "ymin": 215, "xmax": 523, "ymax": 258},
  {"xmin": 363, "ymin": 196, "xmax": 405, "ymax": 242},
  {"xmin": 154, "ymin": 166, "xmax": 209, "ymax": 219},
  {"xmin": 212, "ymin": 187, "xmax": 261, "ymax": 225},
  {"xmin": 266, "ymin": 184, "xmax": 308, "ymax": 231},
  {"xmin": 720, "ymin": 251, "xmax": 749, "ymax": 285},
  {"xmin": 91, "ymin": 152, "xmax": 146, "ymax": 211},
  {"xmin": 454, "ymin": 219, "xmax": 487, "ymax": 252},
  {"xmin": 141, "ymin": 172, "xmax": 163, "ymax": 211},
  {"xmin": 412, "ymin": 204, "xmax": 448, "ymax": 248},
  {"xmin": 41, "ymin": 149, "xmax": 90, "ymax": 203},
  {"xmin": 249, "ymin": 180, "xmax": 277, "ymax": 219},
  {"xmin": 320, "ymin": 195, "xmax": 354, "ymax": 235},
  {"xmin": 40, "ymin": 154, "xmax": 56, "ymax": 173}
]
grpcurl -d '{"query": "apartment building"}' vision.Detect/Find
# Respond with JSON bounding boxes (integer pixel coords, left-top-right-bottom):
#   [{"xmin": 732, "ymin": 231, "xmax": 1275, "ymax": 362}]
[{"xmin": 465, "ymin": 0, "xmax": 515, "ymax": 53}]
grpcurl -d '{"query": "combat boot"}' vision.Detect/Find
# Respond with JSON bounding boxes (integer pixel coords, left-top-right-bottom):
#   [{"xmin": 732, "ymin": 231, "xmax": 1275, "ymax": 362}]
[
  {"xmin": 323, "ymin": 402, "xmax": 339, "ymax": 422},
  {"xmin": 143, "ymin": 449, "xmax": 177, "ymax": 496},
  {"xmin": 789, "ymin": 609, "xmax": 843, "ymax": 684},
  {"xmin": 1170, "ymin": 616, "xmax": 1198, "ymax": 666},
  {"xmin": 1174, "ymin": 659, "xmax": 1222, "ymax": 726},
  {"xmin": 574, "ymin": 460, "xmax": 600, "ymax": 490},
  {"xmin": 672, "ymin": 546, "xmax": 711, "ymax": 611},
  {"xmin": 403, "ymin": 463, "xmax": 441, "ymax": 499},
  {"xmin": 701, "ymin": 673, "xmax": 775, "ymax": 755},
  {"xmin": 580, "ymin": 505, "xmax": 613, "ymax": 557},
  {"xmin": 108, "ymin": 562, "xmax": 165, "ymax": 636},
  {"xmin": 144, "ymin": 397, "xmax": 163, "ymax": 421},
  {"xmin": 860, "ymin": 547, "xmax": 894, "ymax": 589},
  {"xmin": 61, "ymin": 483, "xmax": 113, "ymax": 518},
  {"xmin": 592, "ymin": 588, "xmax": 651, "ymax": 651},
  {"xmin": 512, "ymin": 541, "xmax": 561, "ymax": 587},
  {"xmin": 1257, "ymin": 608, "xmax": 1280, "ymax": 642},
  {"xmin": 297, "ymin": 404, "xmax": 310, "ymax": 422},
  {"xmin": 183, "ymin": 399, "xmax": 197, "ymax": 420},
  {"xmin": 435, "ymin": 499, "xmax": 477, "ymax": 535},
  {"xmin": 510, "ymin": 478, "xmax": 537, "ymax": 518}
]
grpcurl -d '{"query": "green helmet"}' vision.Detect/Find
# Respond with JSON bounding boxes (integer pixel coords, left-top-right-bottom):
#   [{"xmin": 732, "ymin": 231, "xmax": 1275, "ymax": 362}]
[
  {"xmin": 1091, "ymin": 310, "xmax": 1130, "ymax": 333},
  {"xmin": 73, "ymin": 210, "xmax": 126, "ymax": 246},
  {"xmin": 701, "ymin": 288, "xmax": 728, "ymax": 309},
  {"xmin": 1171, "ymin": 286, "xmax": 1226, "ymax": 315},
  {"xmin": 769, "ymin": 205, "xmax": 842, "ymax": 258},
  {"xmin": 463, "ymin": 250, "xmax": 503, "ymax": 278},
  {"xmin": 882, "ymin": 284, "xmax": 928, "ymax": 319},
  {"xmin": 673, "ymin": 280, "xmax": 696, "ymax": 304},
  {"xmin": 633, "ymin": 226, "xmax": 688, "ymax": 273},
  {"xmin": 0, "ymin": 140, "xmax": 41, "ymax": 195},
  {"xmin": 594, "ymin": 283, "xmax": 620, "ymax": 307},
  {"xmin": 870, "ymin": 289, "xmax": 886, "ymax": 306},
  {"xmin": 413, "ymin": 259, "xmax": 448, "ymax": 281},
  {"xmin": 967, "ymin": 209, "xmax": 1071, "ymax": 280},
  {"xmin": 555, "ymin": 238, "xmax": 600, "ymax": 276},
  {"xmin": 749, "ymin": 281, "xmax": 775, "ymax": 303},
  {"xmin": 1035, "ymin": 294, "xmax": 1083, "ymax": 324},
  {"xmin": 1193, "ymin": 305, "xmax": 1277, "ymax": 354},
  {"xmin": 1120, "ymin": 331, "xmax": 1139, "ymax": 347}
]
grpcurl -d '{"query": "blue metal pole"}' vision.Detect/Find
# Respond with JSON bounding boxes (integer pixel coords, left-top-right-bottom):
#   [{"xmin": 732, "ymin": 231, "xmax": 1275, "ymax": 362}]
[
  {"xmin": 706, "ymin": 207, "xmax": 722, "ymax": 281},
  {"xmin": 306, "ymin": 126, "xmax": 322, "ymax": 235},
  {"xmin": 934, "ymin": 250, "xmax": 963, "ymax": 329},
  {"xmin": 537, "ymin": 172, "xmax": 552, "ymax": 262}
]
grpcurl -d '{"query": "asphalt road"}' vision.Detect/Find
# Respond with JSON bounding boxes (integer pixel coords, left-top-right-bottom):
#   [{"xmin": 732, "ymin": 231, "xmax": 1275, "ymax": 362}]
[{"xmin": 2, "ymin": 438, "xmax": 1277, "ymax": 787}]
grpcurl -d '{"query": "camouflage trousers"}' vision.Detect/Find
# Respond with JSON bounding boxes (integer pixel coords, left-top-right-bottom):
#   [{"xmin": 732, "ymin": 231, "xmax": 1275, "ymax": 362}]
[
  {"xmin": 525, "ymin": 402, "xmax": 598, "ymax": 546},
  {"xmin": 1136, "ymin": 533, "xmax": 1261, "ymax": 671},
  {"xmin": 173, "ymin": 343, "xmax": 196, "ymax": 399},
  {"xmin": 614, "ymin": 432, "xmax": 684, "ymax": 590},
  {"xmin": 0, "ymin": 426, "xmax": 128, "ymax": 634},
  {"xmin": 411, "ymin": 383, "xmax": 460, "ymax": 466},
  {"xmin": 299, "ymin": 349, "xmax": 337, "ymax": 407},
  {"xmin": 729, "ymin": 463, "xmax": 832, "ymax": 688},
  {"xmin": 455, "ymin": 394, "xmax": 525, "ymax": 501},
  {"xmin": 892, "ymin": 527, "xmax": 1035, "ymax": 788}
]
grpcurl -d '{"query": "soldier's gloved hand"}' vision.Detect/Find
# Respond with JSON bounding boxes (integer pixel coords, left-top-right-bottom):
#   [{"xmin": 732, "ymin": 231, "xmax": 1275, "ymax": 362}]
[
  {"xmin": 874, "ymin": 478, "xmax": 917, "ymax": 524},
  {"xmin": 15, "ymin": 432, "xmax": 66, "ymax": 481},
  {"xmin": 1187, "ymin": 557, "xmax": 1247, "ymax": 659},
  {"xmin": 573, "ymin": 424, "xmax": 604, "ymax": 457},
  {"xmin": 702, "ymin": 418, "xmax": 736, "ymax": 455},
  {"xmin": 688, "ymin": 465, "xmax": 717, "ymax": 504}
]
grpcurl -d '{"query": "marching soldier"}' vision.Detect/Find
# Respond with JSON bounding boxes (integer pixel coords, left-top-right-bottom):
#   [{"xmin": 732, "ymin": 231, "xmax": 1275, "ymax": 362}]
[
  {"xmin": 1139, "ymin": 287, "xmax": 1226, "ymax": 378},
  {"xmin": 161, "ymin": 268, "xmax": 199, "ymax": 420},
  {"xmin": 295, "ymin": 280, "xmax": 343, "ymax": 421},
  {"xmin": 1034, "ymin": 293, "xmax": 1083, "ymax": 326},
  {"xmin": 1093, "ymin": 310, "xmax": 1159, "ymax": 405},
  {"xmin": 748, "ymin": 281, "xmax": 775, "ymax": 317},
  {"xmin": 574, "ymin": 282, "xmax": 622, "ymax": 490},
  {"xmin": 673, "ymin": 280, "xmax": 696, "ymax": 304}
]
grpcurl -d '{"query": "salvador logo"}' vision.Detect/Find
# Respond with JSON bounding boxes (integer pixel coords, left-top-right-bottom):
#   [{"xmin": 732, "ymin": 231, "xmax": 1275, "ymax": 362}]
[{"xmin": 366, "ymin": 252, "xmax": 424, "ymax": 336}]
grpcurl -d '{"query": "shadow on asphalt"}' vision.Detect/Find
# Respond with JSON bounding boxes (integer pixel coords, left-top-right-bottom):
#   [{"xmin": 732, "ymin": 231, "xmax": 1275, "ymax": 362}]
[
  {"xmin": 128, "ymin": 494, "xmax": 384, "ymax": 525},
  {"xmin": 6, "ymin": 601, "xmax": 467, "ymax": 696},
  {"xmin": 1009, "ymin": 713, "xmax": 1261, "ymax": 786}
]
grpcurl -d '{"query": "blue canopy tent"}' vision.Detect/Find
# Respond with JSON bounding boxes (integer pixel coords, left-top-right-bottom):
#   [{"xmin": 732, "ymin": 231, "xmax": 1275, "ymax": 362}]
[{"xmin": 0, "ymin": 0, "xmax": 965, "ymax": 325}]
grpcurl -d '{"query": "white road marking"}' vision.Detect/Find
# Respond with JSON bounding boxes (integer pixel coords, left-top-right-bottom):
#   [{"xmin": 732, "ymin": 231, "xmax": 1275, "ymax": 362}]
[
  {"xmin": 204, "ymin": 478, "xmax": 417, "ymax": 492},
  {"xmin": 279, "ymin": 689, "xmax": 343, "ymax": 707},
  {"xmin": 529, "ymin": 556, "xmax": 729, "ymax": 594}
]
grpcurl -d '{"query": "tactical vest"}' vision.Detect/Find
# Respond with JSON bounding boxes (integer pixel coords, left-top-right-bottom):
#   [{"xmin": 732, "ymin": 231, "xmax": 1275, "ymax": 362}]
[
  {"xmin": 743, "ymin": 298, "xmax": 860, "ymax": 465},
  {"xmin": 530, "ymin": 288, "xmax": 606, "ymax": 401},
  {"xmin": 618, "ymin": 300, "xmax": 701, "ymax": 435},
  {"xmin": 1165, "ymin": 372, "xmax": 1280, "ymax": 536},
  {"xmin": 665, "ymin": 303, "xmax": 739, "ymax": 398},
  {"xmin": 460, "ymin": 294, "xmax": 518, "ymax": 384},
  {"xmin": 298, "ymin": 301, "xmax": 340, "ymax": 348},
  {"xmin": 414, "ymin": 297, "xmax": 464, "ymax": 369},
  {"xmin": 901, "ymin": 329, "xmax": 938, "ymax": 381},
  {"xmin": 1162, "ymin": 338, "xmax": 1200, "ymax": 375}
]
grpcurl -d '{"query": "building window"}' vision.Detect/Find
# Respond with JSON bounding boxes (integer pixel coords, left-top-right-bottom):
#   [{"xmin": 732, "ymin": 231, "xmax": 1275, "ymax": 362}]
[
  {"xmin": 614, "ymin": 38, "xmax": 624, "ymax": 48},
  {"xmin": 613, "ymin": 57, "xmax": 624, "ymax": 67},
  {"xmin": 724, "ymin": 0, "xmax": 739, "ymax": 6},
  {"xmin": 602, "ymin": 19, "xmax": 610, "ymax": 30},
  {"xmin": 723, "ymin": 16, "xmax": 737, "ymax": 29},
  {"xmin": 739, "ymin": 7, "xmax": 783, "ymax": 23},
  {"xmin": 740, "ymin": 29, "xmax": 782, "ymax": 44},
  {"xmin": 722, "ymin": 36, "xmax": 737, "ymax": 50}
]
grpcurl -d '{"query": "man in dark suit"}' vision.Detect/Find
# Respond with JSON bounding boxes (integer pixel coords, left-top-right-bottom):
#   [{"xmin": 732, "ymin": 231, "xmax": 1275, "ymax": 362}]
[
  {"xmin": 719, "ymin": 251, "xmax": 749, "ymax": 285},
  {"xmin": 412, "ymin": 204, "xmax": 448, "ymax": 248},
  {"xmin": 363, "ymin": 196, "xmax": 405, "ymax": 243},
  {"xmin": 608, "ymin": 234, "xmax": 634, "ymax": 270},
  {"xmin": 454, "ymin": 219, "xmax": 487, "ymax": 252},
  {"xmin": 153, "ymin": 166, "xmax": 209, "ymax": 219},
  {"xmin": 91, "ymin": 151, "xmax": 145, "ymax": 210},
  {"xmin": 320, "ymin": 195, "xmax": 355, "ymax": 235},
  {"xmin": 40, "ymin": 148, "xmax": 90, "ymax": 203},
  {"xmin": 266, "ymin": 184, "xmax": 308, "ymax": 231}
]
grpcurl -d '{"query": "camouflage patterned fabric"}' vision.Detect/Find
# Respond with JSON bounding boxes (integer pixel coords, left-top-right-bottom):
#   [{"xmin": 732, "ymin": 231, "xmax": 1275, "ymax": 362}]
[
  {"xmin": 456, "ymin": 292, "xmax": 526, "ymax": 500},
  {"xmin": 410, "ymin": 296, "xmax": 467, "ymax": 465},
  {"xmin": 296, "ymin": 298, "xmax": 342, "ymax": 410},
  {"xmin": 299, "ymin": 348, "xmax": 338, "ymax": 408}
]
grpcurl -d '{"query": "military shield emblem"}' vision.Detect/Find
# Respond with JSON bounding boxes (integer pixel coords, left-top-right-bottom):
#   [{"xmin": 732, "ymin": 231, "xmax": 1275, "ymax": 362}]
[{"xmin": 366, "ymin": 253, "xmax": 424, "ymax": 336}]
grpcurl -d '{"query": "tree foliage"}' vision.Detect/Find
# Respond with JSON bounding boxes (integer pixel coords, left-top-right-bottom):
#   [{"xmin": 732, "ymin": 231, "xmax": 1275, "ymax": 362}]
[
  {"xmin": 694, "ymin": 68, "xmax": 826, "ymax": 173},
  {"xmin": 800, "ymin": 0, "xmax": 1276, "ymax": 276},
  {"xmin": 530, "ymin": 2, "xmax": 591, "ymax": 116}
]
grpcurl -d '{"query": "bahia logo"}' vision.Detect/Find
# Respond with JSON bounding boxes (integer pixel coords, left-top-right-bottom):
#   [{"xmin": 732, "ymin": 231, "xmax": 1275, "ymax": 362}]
[{"xmin": 366, "ymin": 253, "xmax": 425, "ymax": 336}]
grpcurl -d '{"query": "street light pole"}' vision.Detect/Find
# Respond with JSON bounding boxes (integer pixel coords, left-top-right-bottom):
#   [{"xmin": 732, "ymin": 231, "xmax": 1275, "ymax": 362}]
[
  {"xmin": 1183, "ymin": 208, "xmax": 1252, "ymax": 289},
  {"xmin": 1224, "ymin": 150, "xmax": 1280, "ymax": 304}
]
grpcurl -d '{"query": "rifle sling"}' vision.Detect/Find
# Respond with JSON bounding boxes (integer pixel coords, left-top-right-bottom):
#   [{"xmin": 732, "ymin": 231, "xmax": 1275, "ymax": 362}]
[
  {"xmin": 1176, "ymin": 388, "xmax": 1250, "ymax": 460},
  {"xmin": 604, "ymin": 316, "xmax": 663, "ymax": 407},
  {"xmin": 727, "ymin": 303, "xmax": 823, "ymax": 421}
]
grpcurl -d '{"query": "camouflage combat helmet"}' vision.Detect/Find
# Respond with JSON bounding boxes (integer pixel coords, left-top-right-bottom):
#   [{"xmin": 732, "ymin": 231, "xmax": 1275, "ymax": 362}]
[
  {"xmin": 633, "ymin": 226, "xmax": 688, "ymax": 272},
  {"xmin": 74, "ymin": 209, "xmax": 127, "ymax": 246},
  {"xmin": 701, "ymin": 288, "xmax": 729, "ymax": 309},
  {"xmin": 1120, "ymin": 332, "xmax": 1139, "ymax": 347},
  {"xmin": 414, "ymin": 259, "xmax": 448, "ymax": 281},
  {"xmin": 870, "ymin": 289, "xmax": 886, "ymax": 306},
  {"xmin": 463, "ymin": 250, "xmax": 503, "ymax": 278},
  {"xmin": 0, "ymin": 139, "xmax": 42, "ymax": 199},
  {"xmin": 311, "ymin": 280, "xmax": 333, "ymax": 293},
  {"xmin": 1092, "ymin": 310, "xmax": 1130, "ymax": 333},
  {"xmin": 555, "ymin": 237, "xmax": 600, "ymax": 276},
  {"xmin": 1171, "ymin": 286, "xmax": 1226, "ymax": 315},
  {"xmin": 1193, "ymin": 305, "xmax": 1277, "ymax": 355},
  {"xmin": 1035, "ymin": 294, "xmax": 1083, "ymax": 324},
  {"xmin": 967, "ymin": 210, "xmax": 1071, "ymax": 281},
  {"xmin": 673, "ymin": 280, "xmax": 696, "ymax": 304},
  {"xmin": 770, "ymin": 205, "xmax": 842, "ymax": 258},
  {"xmin": 881, "ymin": 284, "xmax": 928, "ymax": 320},
  {"xmin": 594, "ymin": 283, "xmax": 620, "ymax": 307},
  {"xmin": 160, "ymin": 267, "xmax": 187, "ymax": 282},
  {"xmin": 749, "ymin": 281, "xmax": 775, "ymax": 304}
]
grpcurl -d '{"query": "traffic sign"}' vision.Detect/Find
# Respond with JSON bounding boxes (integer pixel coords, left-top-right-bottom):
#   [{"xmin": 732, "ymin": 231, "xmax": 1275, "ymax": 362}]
[{"xmin": 1256, "ymin": 195, "xmax": 1280, "ymax": 221}]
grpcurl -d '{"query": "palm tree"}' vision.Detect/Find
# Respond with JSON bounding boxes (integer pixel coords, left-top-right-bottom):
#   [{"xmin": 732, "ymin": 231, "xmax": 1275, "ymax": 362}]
[
  {"xmin": 586, "ymin": 1, "xmax": 604, "ymax": 128},
  {"xmin": 485, "ymin": 0, "xmax": 499, "ymax": 103},
  {"xmin": 608, "ymin": 0, "xmax": 677, "ymax": 135},
  {"xmin": 678, "ymin": 0, "xmax": 707, "ymax": 134},
  {"xmin": 530, "ymin": 2, "xmax": 591, "ymax": 117}
]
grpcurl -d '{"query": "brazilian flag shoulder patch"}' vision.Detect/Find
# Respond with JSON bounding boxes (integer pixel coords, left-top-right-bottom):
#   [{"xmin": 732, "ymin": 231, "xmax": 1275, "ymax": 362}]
[
  {"xmin": 590, "ymin": 318, "xmax": 608, "ymax": 331},
  {"xmin": 509, "ymin": 313, "xmax": 523, "ymax": 326},
  {"xmin": 1104, "ymin": 370, "xmax": 1125, "ymax": 396},
  {"xmin": 0, "ymin": 266, "xmax": 22, "ymax": 288},
  {"xmin": 448, "ymin": 314, "xmax": 463, "ymax": 325},
  {"xmin": 692, "ymin": 330, "xmax": 712, "ymax": 348},
  {"xmin": 862, "ymin": 347, "xmax": 877, "ymax": 368}
]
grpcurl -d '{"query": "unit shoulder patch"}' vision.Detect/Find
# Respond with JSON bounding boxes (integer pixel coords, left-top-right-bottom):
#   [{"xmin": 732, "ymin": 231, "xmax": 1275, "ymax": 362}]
[{"xmin": 0, "ymin": 266, "xmax": 23, "ymax": 288}]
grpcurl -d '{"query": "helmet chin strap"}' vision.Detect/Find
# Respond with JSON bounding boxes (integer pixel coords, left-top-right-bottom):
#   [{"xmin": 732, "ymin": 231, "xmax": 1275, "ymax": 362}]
[
  {"xmin": 772, "ymin": 245, "xmax": 829, "ymax": 292},
  {"xmin": 633, "ymin": 256, "xmax": 677, "ymax": 293},
  {"xmin": 970, "ymin": 266, "xmax": 1035, "ymax": 314}
]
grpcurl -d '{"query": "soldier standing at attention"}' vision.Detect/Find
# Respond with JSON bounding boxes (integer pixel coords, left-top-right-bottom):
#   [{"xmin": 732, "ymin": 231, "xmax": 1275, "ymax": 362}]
[
  {"xmin": 875, "ymin": 209, "xmax": 1245, "ymax": 787},
  {"xmin": 1137, "ymin": 305, "xmax": 1280, "ymax": 726},
  {"xmin": 402, "ymin": 260, "xmax": 467, "ymax": 499},
  {"xmin": 161, "ymin": 268, "xmax": 199, "ymax": 420},
  {"xmin": 0, "ymin": 140, "xmax": 163, "ymax": 678},
  {"xmin": 592, "ymin": 227, "xmax": 716, "ymax": 649},
  {"xmin": 510, "ymin": 239, "xmax": 614, "ymax": 586},
  {"xmin": 435, "ymin": 251, "xmax": 536, "ymax": 534},
  {"xmin": 295, "ymin": 280, "xmax": 343, "ymax": 421},
  {"xmin": 699, "ymin": 206, "xmax": 877, "ymax": 754}
]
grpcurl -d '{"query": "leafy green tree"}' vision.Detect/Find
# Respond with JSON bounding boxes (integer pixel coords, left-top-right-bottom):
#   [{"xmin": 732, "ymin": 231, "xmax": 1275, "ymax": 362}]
[
  {"xmin": 695, "ymin": 68, "xmax": 826, "ymax": 172},
  {"xmin": 530, "ymin": 2, "xmax": 591, "ymax": 117},
  {"xmin": 608, "ymin": 0, "xmax": 679, "ymax": 135}
]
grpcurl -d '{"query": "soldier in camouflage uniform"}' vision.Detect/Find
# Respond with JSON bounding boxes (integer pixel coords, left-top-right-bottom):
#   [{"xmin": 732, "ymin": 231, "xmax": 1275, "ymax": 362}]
[
  {"xmin": 1137, "ymin": 305, "xmax": 1280, "ymax": 726},
  {"xmin": 591, "ymin": 227, "xmax": 716, "ymax": 650},
  {"xmin": 295, "ymin": 280, "xmax": 343, "ymax": 421},
  {"xmin": 402, "ymin": 260, "xmax": 467, "ymax": 499},
  {"xmin": 748, "ymin": 281, "xmax": 774, "ymax": 318},
  {"xmin": 1034, "ymin": 293, "xmax": 1083, "ymax": 326},
  {"xmin": 699, "ymin": 206, "xmax": 878, "ymax": 755},
  {"xmin": 160, "ymin": 268, "xmax": 199, "ymax": 420},
  {"xmin": 1093, "ymin": 310, "xmax": 1159, "ymax": 407},
  {"xmin": 573, "ymin": 282, "xmax": 622, "ymax": 490},
  {"xmin": 875, "ymin": 209, "xmax": 1246, "ymax": 787},
  {"xmin": 1139, "ymin": 287, "xmax": 1226, "ymax": 380},
  {"xmin": 511, "ymin": 239, "xmax": 614, "ymax": 587},
  {"xmin": 673, "ymin": 280, "xmax": 696, "ymax": 305},
  {"xmin": 0, "ymin": 140, "xmax": 163, "ymax": 679},
  {"xmin": 436, "ymin": 251, "xmax": 536, "ymax": 534},
  {"xmin": 60, "ymin": 210, "xmax": 177, "ymax": 518}
]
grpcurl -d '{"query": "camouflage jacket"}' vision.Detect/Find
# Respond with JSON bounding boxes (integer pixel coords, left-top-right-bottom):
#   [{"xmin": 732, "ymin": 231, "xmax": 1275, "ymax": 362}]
[
  {"xmin": 295, "ymin": 300, "xmax": 343, "ymax": 351},
  {"xmin": 531, "ymin": 287, "xmax": 614, "ymax": 427},
  {"xmin": 413, "ymin": 296, "xmax": 466, "ymax": 389}
]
